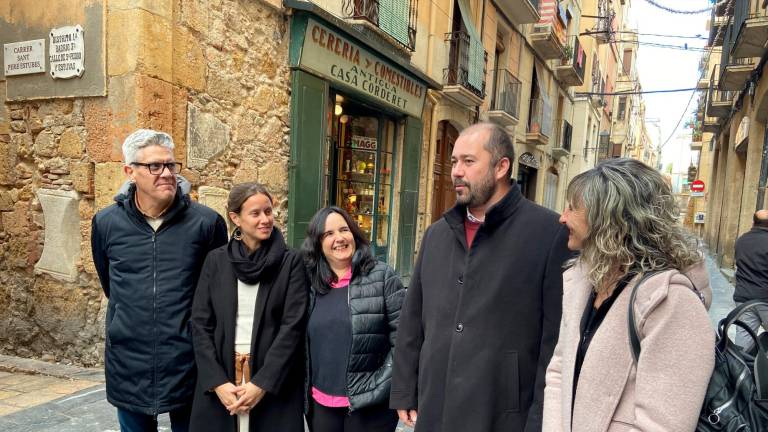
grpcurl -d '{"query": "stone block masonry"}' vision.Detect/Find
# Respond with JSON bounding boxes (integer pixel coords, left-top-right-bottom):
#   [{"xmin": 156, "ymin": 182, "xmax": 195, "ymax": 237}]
[{"xmin": 0, "ymin": 0, "xmax": 291, "ymax": 366}]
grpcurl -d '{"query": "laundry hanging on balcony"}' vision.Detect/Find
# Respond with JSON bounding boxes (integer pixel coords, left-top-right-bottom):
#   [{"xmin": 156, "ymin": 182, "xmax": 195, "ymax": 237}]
[
  {"xmin": 379, "ymin": 0, "xmax": 410, "ymax": 48},
  {"xmin": 535, "ymin": 66, "xmax": 553, "ymax": 137},
  {"xmin": 456, "ymin": 0, "xmax": 485, "ymax": 94}
]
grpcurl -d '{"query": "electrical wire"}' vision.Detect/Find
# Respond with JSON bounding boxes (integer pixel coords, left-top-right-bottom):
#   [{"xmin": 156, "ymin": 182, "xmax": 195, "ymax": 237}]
[
  {"xmin": 577, "ymin": 87, "xmax": 699, "ymax": 96},
  {"xmin": 655, "ymin": 0, "xmax": 733, "ymax": 151},
  {"xmin": 613, "ymin": 30, "xmax": 707, "ymax": 40},
  {"xmin": 641, "ymin": 0, "xmax": 722, "ymax": 15}
]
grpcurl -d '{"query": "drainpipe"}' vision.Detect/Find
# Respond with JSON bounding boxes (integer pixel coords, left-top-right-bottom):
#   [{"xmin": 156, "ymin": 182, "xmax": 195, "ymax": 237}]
[{"xmin": 426, "ymin": 0, "xmax": 437, "ymax": 76}]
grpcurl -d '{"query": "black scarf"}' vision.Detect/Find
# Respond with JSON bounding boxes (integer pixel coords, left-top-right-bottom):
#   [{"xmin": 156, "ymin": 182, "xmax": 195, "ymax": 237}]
[{"xmin": 226, "ymin": 228, "xmax": 287, "ymax": 285}]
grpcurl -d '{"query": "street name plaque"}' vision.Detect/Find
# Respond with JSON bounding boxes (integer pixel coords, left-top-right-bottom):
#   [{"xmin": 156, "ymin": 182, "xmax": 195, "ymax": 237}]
[
  {"xmin": 49, "ymin": 25, "xmax": 85, "ymax": 79},
  {"xmin": 3, "ymin": 39, "xmax": 45, "ymax": 76}
]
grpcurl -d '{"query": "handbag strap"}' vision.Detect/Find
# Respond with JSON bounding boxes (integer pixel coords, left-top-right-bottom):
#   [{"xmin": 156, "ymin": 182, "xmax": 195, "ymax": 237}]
[{"xmin": 627, "ymin": 271, "xmax": 665, "ymax": 363}]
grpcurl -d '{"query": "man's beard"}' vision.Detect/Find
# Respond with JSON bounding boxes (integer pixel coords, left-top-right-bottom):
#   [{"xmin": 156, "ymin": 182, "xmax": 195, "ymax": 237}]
[{"xmin": 454, "ymin": 171, "xmax": 496, "ymax": 208}]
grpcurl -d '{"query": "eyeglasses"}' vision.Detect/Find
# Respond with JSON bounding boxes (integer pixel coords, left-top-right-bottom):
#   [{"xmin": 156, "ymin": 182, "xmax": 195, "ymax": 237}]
[{"xmin": 131, "ymin": 162, "xmax": 183, "ymax": 175}]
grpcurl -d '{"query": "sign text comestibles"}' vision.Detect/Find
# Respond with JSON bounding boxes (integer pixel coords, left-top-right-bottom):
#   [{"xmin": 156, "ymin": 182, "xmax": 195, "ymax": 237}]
[
  {"xmin": 49, "ymin": 25, "xmax": 85, "ymax": 79},
  {"xmin": 301, "ymin": 19, "xmax": 426, "ymax": 118},
  {"xmin": 4, "ymin": 40, "xmax": 45, "ymax": 76}
]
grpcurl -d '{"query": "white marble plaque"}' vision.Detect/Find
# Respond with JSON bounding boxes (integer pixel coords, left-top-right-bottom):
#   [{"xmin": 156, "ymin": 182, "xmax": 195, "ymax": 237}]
[
  {"xmin": 34, "ymin": 189, "xmax": 81, "ymax": 282},
  {"xmin": 4, "ymin": 39, "xmax": 45, "ymax": 76},
  {"xmin": 49, "ymin": 25, "xmax": 85, "ymax": 79}
]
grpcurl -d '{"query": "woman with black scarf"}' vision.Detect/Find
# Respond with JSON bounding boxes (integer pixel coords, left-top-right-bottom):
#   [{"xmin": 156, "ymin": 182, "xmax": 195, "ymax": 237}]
[{"xmin": 190, "ymin": 182, "xmax": 308, "ymax": 432}]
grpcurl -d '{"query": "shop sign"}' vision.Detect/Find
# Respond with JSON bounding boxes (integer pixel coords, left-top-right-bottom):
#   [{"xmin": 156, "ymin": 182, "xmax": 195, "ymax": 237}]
[
  {"xmin": 694, "ymin": 212, "xmax": 705, "ymax": 224},
  {"xmin": 3, "ymin": 39, "xmax": 45, "ymax": 76},
  {"xmin": 300, "ymin": 19, "xmax": 427, "ymax": 118},
  {"xmin": 49, "ymin": 25, "xmax": 85, "ymax": 79},
  {"xmin": 519, "ymin": 152, "xmax": 540, "ymax": 169},
  {"xmin": 351, "ymin": 135, "xmax": 377, "ymax": 150}
]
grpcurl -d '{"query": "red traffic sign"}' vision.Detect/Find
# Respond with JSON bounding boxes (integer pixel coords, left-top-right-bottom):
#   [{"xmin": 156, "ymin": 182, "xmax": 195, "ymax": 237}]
[{"xmin": 691, "ymin": 180, "xmax": 705, "ymax": 192}]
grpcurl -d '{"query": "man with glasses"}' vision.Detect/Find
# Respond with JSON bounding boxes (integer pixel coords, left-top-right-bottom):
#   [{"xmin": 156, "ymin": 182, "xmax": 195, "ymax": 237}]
[{"xmin": 91, "ymin": 129, "xmax": 228, "ymax": 431}]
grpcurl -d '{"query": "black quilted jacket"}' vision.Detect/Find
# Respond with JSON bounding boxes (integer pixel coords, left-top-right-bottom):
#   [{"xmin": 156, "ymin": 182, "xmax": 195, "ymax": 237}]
[{"xmin": 305, "ymin": 261, "xmax": 406, "ymax": 411}]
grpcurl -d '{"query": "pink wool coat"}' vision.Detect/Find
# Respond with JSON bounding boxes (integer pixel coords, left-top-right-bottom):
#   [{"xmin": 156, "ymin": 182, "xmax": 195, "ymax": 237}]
[{"xmin": 543, "ymin": 262, "xmax": 715, "ymax": 432}]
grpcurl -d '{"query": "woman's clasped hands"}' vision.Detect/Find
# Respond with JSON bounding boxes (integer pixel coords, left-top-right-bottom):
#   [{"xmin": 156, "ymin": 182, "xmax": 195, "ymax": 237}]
[{"xmin": 214, "ymin": 382, "xmax": 266, "ymax": 415}]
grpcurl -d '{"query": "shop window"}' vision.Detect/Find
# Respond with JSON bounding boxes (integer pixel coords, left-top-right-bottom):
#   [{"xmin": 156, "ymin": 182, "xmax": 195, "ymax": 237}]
[{"xmin": 327, "ymin": 93, "xmax": 397, "ymax": 261}]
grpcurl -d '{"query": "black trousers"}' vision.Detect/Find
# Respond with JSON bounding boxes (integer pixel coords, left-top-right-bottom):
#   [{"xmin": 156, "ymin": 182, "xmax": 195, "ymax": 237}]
[{"xmin": 309, "ymin": 400, "xmax": 398, "ymax": 432}]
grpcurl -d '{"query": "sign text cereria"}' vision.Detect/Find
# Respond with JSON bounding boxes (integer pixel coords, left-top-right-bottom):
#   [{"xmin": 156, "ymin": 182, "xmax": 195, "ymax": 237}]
[
  {"xmin": 49, "ymin": 25, "xmax": 85, "ymax": 79},
  {"xmin": 301, "ymin": 20, "xmax": 427, "ymax": 118}
]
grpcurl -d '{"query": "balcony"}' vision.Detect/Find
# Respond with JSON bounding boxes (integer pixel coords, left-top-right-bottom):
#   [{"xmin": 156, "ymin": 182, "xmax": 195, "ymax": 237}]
[
  {"xmin": 697, "ymin": 77, "xmax": 710, "ymax": 89},
  {"xmin": 495, "ymin": 0, "xmax": 540, "ymax": 25},
  {"xmin": 708, "ymin": 12, "xmax": 729, "ymax": 46},
  {"xmin": 720, "ymin": 57, "xmax": 754, "ymax": 90},
  {"xmin": 531, "ymin": 23, "xmax": 566, "ymax": 60},
  {"xmin": 555, "ymin": 36, "xmax": 585, "ymax": 87},
  {"xmin": 594, "ymin": 3, "xmax": 615, "ymax": 44},
  {"xmin": 719, "ymin": 19, "xmax": 755, "ymax": 90},
  {"xmin": 691, "ymin": 140, "xmax": 703, "ymax": 151},
  {"xmin": 443, "ymin": 31, "xmax": 487, "ymax": 106},
  {"xmin": 343, "ymin": 0, "xmax": 418, "ymax": 51},
  {"xmin": 731, "ymin": 0, "xmax": 768, "ymax": 58},
  {"xmin": 551, "ymin": 119, "xmax": 573, "ymax": 159},
  {"xmin": 702, "ymin": 116, "xmax": 721, "ymax": 133},
  {"xmin": 526, "ymin": 98, "xmax": 552, "ymax": 146},
  {"xmin": 487, "ymin": 69, "xmax": 521, "ymax": 128},
  {"xmin": 708, "ymin": 65, "xmax": 733, "ymax": 117}
]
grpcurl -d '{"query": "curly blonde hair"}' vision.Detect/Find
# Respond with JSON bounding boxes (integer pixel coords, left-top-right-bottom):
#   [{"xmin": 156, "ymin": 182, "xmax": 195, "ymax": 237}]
[{"xmin": 566, "ymin": 158, "xmax": 701, "ymax": 293}]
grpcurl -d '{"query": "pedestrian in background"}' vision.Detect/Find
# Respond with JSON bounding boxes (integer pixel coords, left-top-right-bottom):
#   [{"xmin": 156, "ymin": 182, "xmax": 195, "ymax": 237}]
[
  {"xmin": 302, "ymin": 206, "xmax": 405, "ymax": 432},
  {"xmin": 91, "ymin": 129, "xmax": 228, "ymax": 432},
  {"xmin": 390, "ymin": 122, "xmax": 571, "ymax": 432},
  {"xmin": 189, "ymin": 182, "xmax": 307, "ymax": 432},
  {"xmin": 544, "ymin": 158, "xmax": 714, "ymax": 431},
  {"xmin": 732, "ymin": 209, "xmax": 768, "ymax": 352}
]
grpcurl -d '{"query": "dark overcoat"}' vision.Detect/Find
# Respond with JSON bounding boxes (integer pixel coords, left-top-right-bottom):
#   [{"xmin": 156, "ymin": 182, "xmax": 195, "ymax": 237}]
[
  {"xmin": 390, "ymin": 184, "xmax": 571, "ymax": 432},
  {"xmin": 189, "ymin": 246, "xmax": 308, "ymax": 432}
]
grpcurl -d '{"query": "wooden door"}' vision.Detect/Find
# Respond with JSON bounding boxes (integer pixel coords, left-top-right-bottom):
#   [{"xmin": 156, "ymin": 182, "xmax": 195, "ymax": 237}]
[{"xmin": 432, "ymin": 121, "xmax": 458, "ymax": 222}]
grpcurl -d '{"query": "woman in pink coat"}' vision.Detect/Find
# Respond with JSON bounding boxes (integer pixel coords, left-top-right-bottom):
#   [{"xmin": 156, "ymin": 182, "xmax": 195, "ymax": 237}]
[{"xmin": 543, "ymin": 158, "xmax": 715, "ymax": 432}]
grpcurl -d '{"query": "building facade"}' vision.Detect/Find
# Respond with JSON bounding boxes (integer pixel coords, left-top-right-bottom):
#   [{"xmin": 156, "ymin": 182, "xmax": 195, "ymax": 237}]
[{"xmin": 695, "ymin": 0, "xmax": 768, "ymax": 268}]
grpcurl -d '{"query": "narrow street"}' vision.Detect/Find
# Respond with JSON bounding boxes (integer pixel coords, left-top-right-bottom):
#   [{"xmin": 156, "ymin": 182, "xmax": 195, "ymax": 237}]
[{"xmin": 0, "ymin": 254, "xmax": 736, "ymax": 432}]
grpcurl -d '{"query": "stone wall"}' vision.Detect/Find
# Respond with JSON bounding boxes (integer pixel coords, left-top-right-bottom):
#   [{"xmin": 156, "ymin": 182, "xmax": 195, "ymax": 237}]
[{"xmin": 0, "ymin": 0, "xmax": 291, "ymax": 366}]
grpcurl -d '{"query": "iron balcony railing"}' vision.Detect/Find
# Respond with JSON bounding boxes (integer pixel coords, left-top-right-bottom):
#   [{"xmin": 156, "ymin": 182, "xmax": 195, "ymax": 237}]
[
  {"xmin": 343, "ymin": 0, "xmax": 418, "ymax": 51},
  {"xmin": 527, "ymin": 98, "xmax": 553, "ymax": 137},
  {"xmin": 491, "ymin": 69, "xmax": 521, "ymax": 119},
  {"xmin": 444, "ymin": 30, "xmax": 487, "ymax": 99},
  {"xmin": 561, "ymin": 35, "xmax": 585, "ymax": 81},
  {"xmin": 710, "ymin": 64, "xmax": 734, "ymax": 104},
  {"xmin": 732, "ymin": 0, "xmax": 768, "ymax": 48}
]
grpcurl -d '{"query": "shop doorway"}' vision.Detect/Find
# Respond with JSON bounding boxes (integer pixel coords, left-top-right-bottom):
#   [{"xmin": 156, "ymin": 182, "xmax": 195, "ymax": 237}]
[
  {"xmin": 432, "ymin": 120, "xmax": 458, "ymax": 222},
  {"xmin": 517, "ymin": 164, "xmax": 538, "ymax": 201},
  {"xmin": 326, "ymin": 92, "xmax": 397, "ymax": 262}
]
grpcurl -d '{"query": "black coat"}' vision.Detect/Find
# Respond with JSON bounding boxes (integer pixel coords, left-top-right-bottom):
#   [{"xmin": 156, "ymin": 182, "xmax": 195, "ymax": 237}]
[
  {"xmin": 189, "ymin": 244, "xmax": 308, "ymax": 432},
  {"xmin": 390, "ymin": 184, "xmax": 571, "ymax": 432},
  {"xmin": 306, "ymin": 261, "xmax": 406, "ymax": 411},
  {"xmin": 734, "ymin": 226, "xmax": 768, "ymax": 302},
  {"xmin": 91, "ymin": 183, "xmax": 228, "ymax": 415}
]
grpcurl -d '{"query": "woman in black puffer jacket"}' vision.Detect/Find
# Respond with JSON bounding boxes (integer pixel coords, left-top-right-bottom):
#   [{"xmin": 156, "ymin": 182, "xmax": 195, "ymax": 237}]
[{"xmin": 301, "ymin": 206, "xmax": 405, "ymax": 432}]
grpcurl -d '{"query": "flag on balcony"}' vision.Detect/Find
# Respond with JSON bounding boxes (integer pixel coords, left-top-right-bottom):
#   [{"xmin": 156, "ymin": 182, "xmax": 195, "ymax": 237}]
[
  {"xmin": 380, "ymin": 0, "xmax": 410, "ymax": 48},
  {"xmin": 456, "ymin": 0, "xmax": 485, "ymax": 93}
]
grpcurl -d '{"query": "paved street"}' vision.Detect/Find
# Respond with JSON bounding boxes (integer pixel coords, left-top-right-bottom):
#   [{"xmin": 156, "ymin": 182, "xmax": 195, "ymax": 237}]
[{"xmin": 0, "ymin": 254, "xmax": 736, "ymax": 432}]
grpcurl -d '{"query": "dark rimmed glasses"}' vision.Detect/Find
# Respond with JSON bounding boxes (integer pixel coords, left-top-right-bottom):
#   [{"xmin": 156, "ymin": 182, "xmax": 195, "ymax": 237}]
[{"xmin": 131, "ymin": 162, "xmax": 183, "ymax": 175}]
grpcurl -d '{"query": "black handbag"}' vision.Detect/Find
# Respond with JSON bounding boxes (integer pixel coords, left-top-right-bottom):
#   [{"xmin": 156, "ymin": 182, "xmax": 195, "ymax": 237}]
[{"xmin": 628, "ymin": 273, "xmax": 768, "ymax": 431}]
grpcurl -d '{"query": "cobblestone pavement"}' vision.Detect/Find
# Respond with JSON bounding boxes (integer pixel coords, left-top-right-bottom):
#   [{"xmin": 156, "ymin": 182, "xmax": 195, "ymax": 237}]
[{"xmin": 0, "ymin": 253, "xmax": 736, "ymax": 431}]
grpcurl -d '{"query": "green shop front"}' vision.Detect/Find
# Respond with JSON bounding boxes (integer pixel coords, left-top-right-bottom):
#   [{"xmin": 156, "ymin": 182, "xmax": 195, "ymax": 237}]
[{"xmin": 287, "ymin": 8, "xmax": 432, "ymax": 281}]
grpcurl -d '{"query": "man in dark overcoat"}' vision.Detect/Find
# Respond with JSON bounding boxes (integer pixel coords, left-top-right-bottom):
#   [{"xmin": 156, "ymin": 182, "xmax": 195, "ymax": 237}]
[{"xmin": 390, "ymin": 122, "xmax": 571, "ymax": 432}]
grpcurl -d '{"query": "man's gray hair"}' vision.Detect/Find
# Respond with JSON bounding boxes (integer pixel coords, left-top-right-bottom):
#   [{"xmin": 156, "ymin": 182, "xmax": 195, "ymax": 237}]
[
  {"xmin": 122, "ymin": 129, "xmax": 175, "ymax": 164},
  {"xmin": 460, "ymin": 122, "xmax": 515, "ymax": 183}
]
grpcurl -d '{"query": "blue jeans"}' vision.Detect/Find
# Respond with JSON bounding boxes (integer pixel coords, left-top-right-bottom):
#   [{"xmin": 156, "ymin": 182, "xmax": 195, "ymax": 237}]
[{"xmin": 117, "ymin": 405, "xmax": 191, "ymax": 432}]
